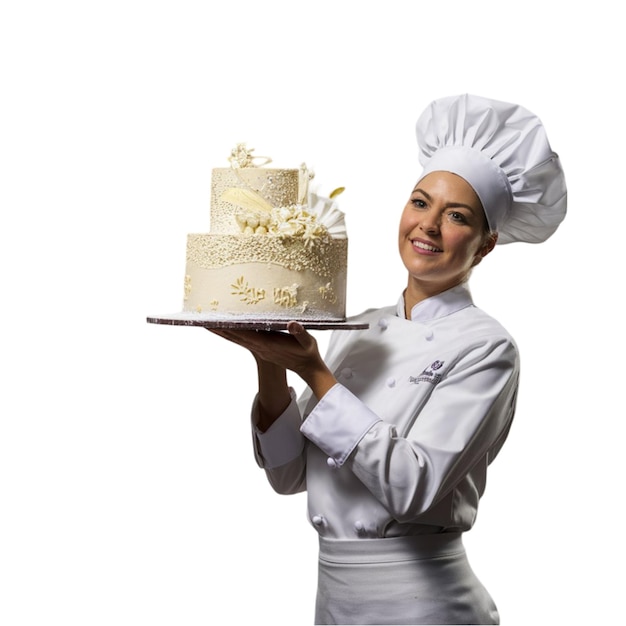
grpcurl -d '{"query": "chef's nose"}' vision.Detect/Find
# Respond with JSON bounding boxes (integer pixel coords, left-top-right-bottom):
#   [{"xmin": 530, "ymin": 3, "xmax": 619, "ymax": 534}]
[{"xmin": 420, "ymin": 211, "xmax": 440, "ymax": 235}]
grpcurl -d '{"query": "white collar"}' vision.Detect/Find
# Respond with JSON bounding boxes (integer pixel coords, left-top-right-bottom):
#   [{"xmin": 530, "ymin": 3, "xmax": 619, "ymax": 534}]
[{"xmin": 396, "ymin": 283, "xmax": 474, "ymax": 323}]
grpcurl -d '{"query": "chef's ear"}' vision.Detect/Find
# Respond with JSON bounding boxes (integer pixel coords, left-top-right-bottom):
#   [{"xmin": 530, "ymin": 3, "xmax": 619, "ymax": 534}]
[{"xmin": 472, "ymin": 232, "xmax": 498, "ymax": 267}]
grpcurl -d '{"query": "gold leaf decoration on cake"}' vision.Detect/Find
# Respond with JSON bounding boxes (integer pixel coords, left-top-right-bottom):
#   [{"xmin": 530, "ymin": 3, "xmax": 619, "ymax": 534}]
[
  {"xmin": 329, "ymin": 187, "xmax": 345, "ymax": 199},
  {"xmin": 221, "ymin": 187, "xmax": 274, "ymax": 213},
  {"xmin": 231, "ymin": 276, "xmax": 266, "ymax": 305},
  {"xmin": 319, "ymin": 282, "xmax": 338, "ymax": 304},
  {"xmin": 274, "ymin": 284, "xmax": 299, "ymax": 308},
  {"xmin": 184, "ymin": 274, "xmax": 192, "ymax": 301}
]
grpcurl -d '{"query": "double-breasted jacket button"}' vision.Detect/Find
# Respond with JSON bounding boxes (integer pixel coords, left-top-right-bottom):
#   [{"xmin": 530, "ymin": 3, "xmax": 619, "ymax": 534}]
[
  {"xmin": 312, "ymin": 515, "xmax": 326, "ymax": 526},
  {"xmin": 378, "ymin": 318, "xmax": 389, "ymax": 330},
  {"xmin": 386, "ymin": 377, "xmax": 396, "ymax": 388},
  {"xmin": 425, "ymin": 329, "xmax": 434, "ymax": 341},
  {"xmin": 326, "ymin": 457, "xmax": 338, "ymax": 469},
  {"xmin": 354, "ymin": 520, "xmax": 365, "ymax": 533}
]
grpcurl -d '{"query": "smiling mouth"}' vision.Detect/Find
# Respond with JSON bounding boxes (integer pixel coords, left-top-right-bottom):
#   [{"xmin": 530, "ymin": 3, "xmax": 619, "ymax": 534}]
[{"xmin": 411, "ymin": 239, "xmax": 442, "ymax": 253}]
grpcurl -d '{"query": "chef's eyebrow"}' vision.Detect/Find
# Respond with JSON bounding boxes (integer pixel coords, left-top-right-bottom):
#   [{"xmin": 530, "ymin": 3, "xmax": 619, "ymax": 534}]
[{"xmin": 411, "ymin": 187, "xmax": 432, "ymax": 201}]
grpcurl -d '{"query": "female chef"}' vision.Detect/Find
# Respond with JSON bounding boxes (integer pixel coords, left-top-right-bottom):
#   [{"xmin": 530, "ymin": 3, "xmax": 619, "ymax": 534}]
[{"xmin": 211, "ymin": 94, "xmax": 567, "ymax": 625}]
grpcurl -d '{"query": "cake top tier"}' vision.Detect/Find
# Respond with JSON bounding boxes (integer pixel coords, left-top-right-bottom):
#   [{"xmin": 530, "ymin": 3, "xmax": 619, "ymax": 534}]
[{"xmin": 208, "ymin": 144, "xmax": 346, "ymax": 240}]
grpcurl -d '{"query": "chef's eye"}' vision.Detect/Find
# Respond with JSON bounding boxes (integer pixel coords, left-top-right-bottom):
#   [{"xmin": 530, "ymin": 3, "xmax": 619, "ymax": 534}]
[
  {"xmin": 448, "ymin": 211, "xmax": 468, "ymax": 224},
  {"xmin": 411, "ymin": 198, "xmax": 427, "ymax": 209}
]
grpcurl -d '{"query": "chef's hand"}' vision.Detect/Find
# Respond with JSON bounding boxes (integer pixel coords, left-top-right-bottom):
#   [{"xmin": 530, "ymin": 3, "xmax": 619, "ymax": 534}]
[{"xmin": 208, "ymin": 321, "xmax": 337, "ymax": 400}]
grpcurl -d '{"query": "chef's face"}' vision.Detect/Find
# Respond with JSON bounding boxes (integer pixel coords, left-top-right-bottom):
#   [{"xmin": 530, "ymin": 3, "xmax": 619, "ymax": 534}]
[{"xmin": 398, "ymin": 171, "xmax": 496, "ymax": 297}]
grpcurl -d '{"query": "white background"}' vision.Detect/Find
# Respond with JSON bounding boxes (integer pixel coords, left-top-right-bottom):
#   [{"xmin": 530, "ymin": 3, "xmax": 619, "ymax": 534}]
[{"xmin": 1, "ymin": 1, "xmax": 623, "ymax": 624}]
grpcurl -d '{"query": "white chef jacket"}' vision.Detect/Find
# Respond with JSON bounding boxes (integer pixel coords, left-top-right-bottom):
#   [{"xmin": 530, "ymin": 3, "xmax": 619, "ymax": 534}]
[{"xmin": 251, "ymin": 283, "xmax": 519, "ymax": 539}]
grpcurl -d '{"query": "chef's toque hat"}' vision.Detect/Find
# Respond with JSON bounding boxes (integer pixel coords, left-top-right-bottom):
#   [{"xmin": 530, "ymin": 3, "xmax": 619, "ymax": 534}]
[{"xmin": 416, "ymin": 94, "xmax": 567, "ymax": 244}]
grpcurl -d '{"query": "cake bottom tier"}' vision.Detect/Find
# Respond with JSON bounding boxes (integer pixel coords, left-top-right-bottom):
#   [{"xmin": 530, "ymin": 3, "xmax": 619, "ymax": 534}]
[{"xmin": 183, "ymin": 235, "xmax": 347, "ymax": 320}]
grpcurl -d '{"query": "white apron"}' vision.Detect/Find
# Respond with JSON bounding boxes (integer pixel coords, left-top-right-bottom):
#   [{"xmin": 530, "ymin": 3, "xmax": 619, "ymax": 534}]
[{"xmin": 315, "ymin": 533, "xmax": 498, "ymax": 625}]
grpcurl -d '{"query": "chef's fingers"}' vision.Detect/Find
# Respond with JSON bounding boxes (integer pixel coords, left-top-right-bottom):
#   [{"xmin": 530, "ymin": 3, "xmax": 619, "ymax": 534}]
[{"xmin": 287, "ymin": 321, "xmax": 315, "ymax": 349}]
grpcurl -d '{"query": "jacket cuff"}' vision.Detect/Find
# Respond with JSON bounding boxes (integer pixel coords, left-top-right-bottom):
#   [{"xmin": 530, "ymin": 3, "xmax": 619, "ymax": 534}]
[
  {"xmin": 251, "ymin": 388, "xmax": 305, "ymax": 468},
  {"xmin": 300, "ymin": 384, "xmax": 381, "ymax": 467}
]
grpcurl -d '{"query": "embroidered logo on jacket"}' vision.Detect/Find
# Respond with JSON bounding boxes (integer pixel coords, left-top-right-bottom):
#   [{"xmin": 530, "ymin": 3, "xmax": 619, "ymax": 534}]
[{"xmin": 409, "ymin": 360, "xmax": 445, "ymax": 385}]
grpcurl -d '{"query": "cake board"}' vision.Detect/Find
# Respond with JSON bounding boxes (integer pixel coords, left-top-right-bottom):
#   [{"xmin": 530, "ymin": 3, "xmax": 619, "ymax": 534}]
[{"xmin": 146, "ymin": 314, "xmax": 369, "ymax": 331}]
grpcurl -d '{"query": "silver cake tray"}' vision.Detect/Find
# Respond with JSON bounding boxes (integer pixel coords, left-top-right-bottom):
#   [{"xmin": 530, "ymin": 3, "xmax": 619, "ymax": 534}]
[{"xmin": 146, "ymin": 313, "xmax": 369, "ymax": 331}]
